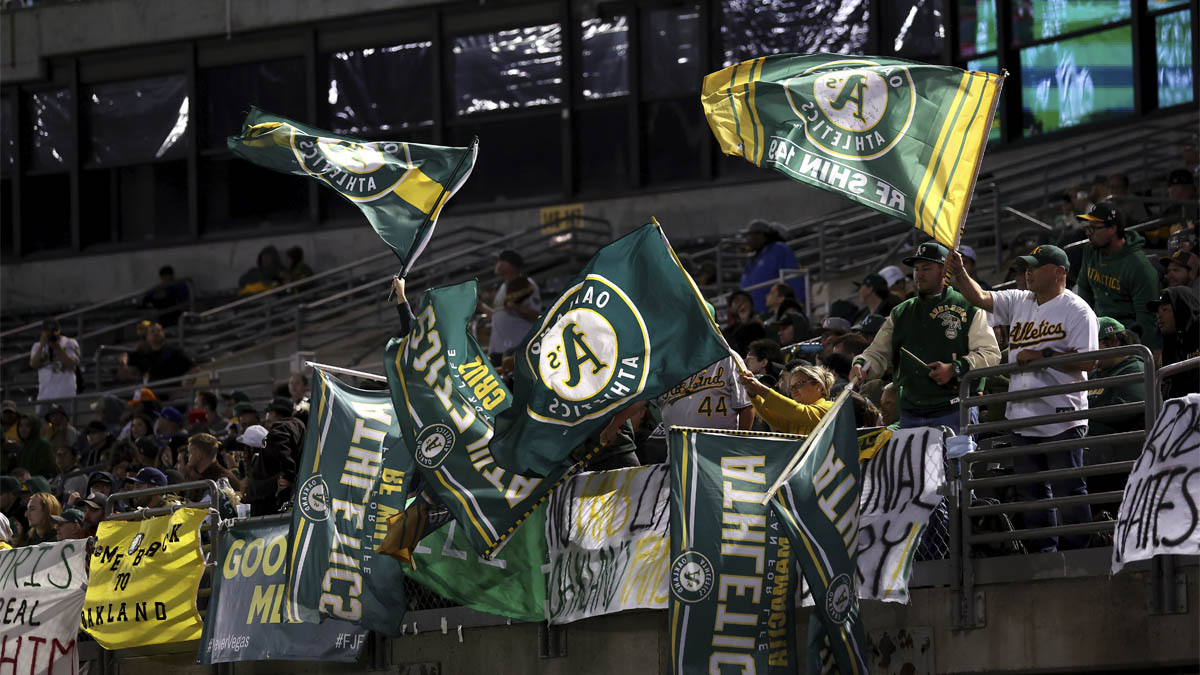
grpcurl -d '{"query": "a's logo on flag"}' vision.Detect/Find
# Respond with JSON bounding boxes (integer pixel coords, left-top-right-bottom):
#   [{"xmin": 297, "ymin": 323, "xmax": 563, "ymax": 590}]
[
  {"xmin": 786, "ymin": 59, "xmax": 915, "ymax": 161},
  {"xmin": 298, "ymin": 474, "xmax": 330, "ymax": 521},
  {"xmin": 415, "ymin": 424, "xmax": 456, "ymax": 469},
  {"xmin": 292, "ymin": 137, "xmax": 411, "ymax": 202},
  {"xmin": 825, "ymin": 572, "xmax": 856, "ymax": 623},
  {"xmin": 527, "ymin": 275, "xmax": 650, "ymax": 425},
  {"xmin": 670, "ymin": 550, "xmax": 715, "ymax": 603}
]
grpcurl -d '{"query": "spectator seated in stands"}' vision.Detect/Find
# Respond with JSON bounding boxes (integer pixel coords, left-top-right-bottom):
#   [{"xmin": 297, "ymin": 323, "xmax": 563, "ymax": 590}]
[
  {"xmin": 723, "ymin": 290, "xmax": 766, "ymax": 355},
  {"xmin": 879, "ymin": 265, "xmax": 909, "ymax": 301},
  {"xmin": 775, "ymin": 311, "xmax": 812, "ymax": 347},
  {"xmin": 1149, "ymin": 287, "xmax": 1199, "ymax": 399},
  {"xmin": 49, "ymin": 445, "xmax": 88, "ymax": 504},
  {"xmin": 1087, "ymin": 318, "xmax": 1148, "ymax": 436},
  {"xmin": 288, "ymin": 371, "xmax": 310, "ymax": 404},
  {"xmin": 745, "ymin": 338, "xmax": 785, "ymax": 388},
  {"xmin": 51, "ymin": 508, "xmax": 87, "ymax": 541},
  {"xmin": 142, "ymin": 265, "xmax": 190, "ymax": 326},
  {"xmin": 12, "ymin": 414, "xmax": 55, "ymax": 479},
  {"xmin": 739, "ymin": 364, "xmax": 835, "ymax": 435},
  {"xmin": 1160, "ymin": 168, "xmax": 1197, "ymax": 229},
  {"xmin": 188, "ymin": 390, "xmax": 221, "ymax": 434},
  {"xmin": 1160, "ymin": 249, "xmax": 1200, "ymax": 295},
  {"xmin": 739, "ymin": 220, "xmax": 804, "ymax": 314},
  {"xmin": 2, "ymin": 400, "xmax": 19, "ymax": 443},
  {"xmin": 238, "ymin": 245, "xmax": 287, "ymax": 295},
  {"xmin": 284, "ymin": 246, "xmax": 314, "ymax": 284},
  {"xmin": 29, "ymin": 319, "xmax": 80, "ymax": 405},
  {"xmin": 74, "ymin": 493, "xmax": 106, "ymax": 535},
  {"xmin": 181, "ymin": 433, "xmax": 242, "ymax": 497},
  {"xmin": 851, "ymin": 314, "xmax": 886, "ymax": 341},
  {"xmin": 818, "ymin": 317, "xmax": 852, "ymax": 361},
  {"xmin": 22, "ymin": 492, "xmax": 61, "ymax": 547},
  {"xmin": 41, "ymin": 404, "xmax": 79, "ymax": 452},
  {"xmin": 120, "ymin": 322, "xmax": 195, "ymax": 384},
  {"xmin": 153, "ymin": 406, "xmax": 185, "ymax": 443},
  {"xmin": 478, "ymin": 249, "xmax": 541, "ymax": 373},
  {"xmin": 1076, "ymin": 201, "xmax": 1162, "ymax": 355},
  {"xmin": 125, "ymin": 467, "xmax": 181, "ymax": 509},
  {"xmin": 1105, "ymin": 172, "xmax": 1150, "ymax": 224},
  {"xmin": 852, "ymin": 272, "xmax": 901, "ymax": 323},
  {"xmin": 81, "ymin": 420, "xmax": 114, "ymax": 469}
]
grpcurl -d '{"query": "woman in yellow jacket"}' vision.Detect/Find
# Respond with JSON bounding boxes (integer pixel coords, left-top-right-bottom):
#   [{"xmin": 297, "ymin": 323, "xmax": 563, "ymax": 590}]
[{"xmin": 739, "ymin": 364, "xmax": 835, "ymax": 435}]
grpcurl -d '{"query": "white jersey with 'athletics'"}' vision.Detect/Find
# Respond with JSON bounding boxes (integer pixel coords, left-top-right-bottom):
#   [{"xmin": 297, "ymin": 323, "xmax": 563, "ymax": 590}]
[{"xmin": 657, "ymin": 356, "xmax": 751, "ymax": 431}]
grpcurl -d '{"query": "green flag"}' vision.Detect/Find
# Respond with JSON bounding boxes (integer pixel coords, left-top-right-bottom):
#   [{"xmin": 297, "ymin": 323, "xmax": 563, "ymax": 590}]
[
  {"xmin": 771, "ymin": 398, "xmax": 868, "ymax": 675},
  {"xmin": 492, "ymin": 221, "xmax": 731, "ymax": 477},
  {"xmin": 228, "ymin": 107, "xmax": 477, "ymax": 274},
  {"xmin": 702, "ymin": 54, "xmax": 1003, "ymax": 247},
  {"xmin": 284, "ymin": 370, "xmax": 412, "ymax": 636},
  {"xmin": 668, "ymin": 428, "xmax": 798, "ymax": 674},
  {"xmin": 407, "ymin": 504, "xmax": 547, "ymax": 623},
  {"xmin": 384, "ymin": 281, "xmax": 592, "ymax": 558}
]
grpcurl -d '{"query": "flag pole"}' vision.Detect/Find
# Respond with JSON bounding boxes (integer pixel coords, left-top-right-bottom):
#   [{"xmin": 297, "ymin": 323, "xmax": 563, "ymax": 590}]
[
  {"xmin": 760, "ymin": 386, "xmax": 854, "ymax": 505},
  {"xmin": 397, "ymin": 136, "xmax": 479, "ymax": 278}
]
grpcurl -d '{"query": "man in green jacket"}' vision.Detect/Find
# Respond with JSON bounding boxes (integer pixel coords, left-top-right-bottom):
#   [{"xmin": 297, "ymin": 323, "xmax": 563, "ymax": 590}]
[
  {"xmin": 849, "ymin": 242, "xmax": 1001, "ymax": 433},
  {"xmin": 1087, "ymin": 317, "xmax": 1147, "ymax": 437},
  {"xmin": 1076, "ymin": 202, "xmax": 1162, "ymax": 353}
]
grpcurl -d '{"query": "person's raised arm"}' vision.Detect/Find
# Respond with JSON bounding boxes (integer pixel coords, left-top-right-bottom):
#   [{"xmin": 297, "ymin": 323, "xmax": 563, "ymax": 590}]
[{"xmin": 946, "ymin": 249, "xmax": 994, "ymax": 311}]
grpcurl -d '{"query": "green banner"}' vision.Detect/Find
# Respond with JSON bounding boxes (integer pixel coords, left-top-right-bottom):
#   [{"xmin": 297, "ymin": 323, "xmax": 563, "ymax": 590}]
[
  {"xmin": 702, "ymin": 54, "xmax": 1003, "ymax": 247},
  {"xmin": 385, "ymin": 281, "xmax": 588, "ymax": 558},
  {"xmin": 285, "ymin": 370, "xmax": 412, "ymax": 636},
  {"xmin": 668, "ymin": 428, "xmax": 798, "ymax": 675},
  {"xmin": 229, "ymin": 107, "xmax": 477, "ymax": 274},
  {"xmin": 772, "ymin": 399, "xmax": 868, "ymax": 675},
  {"xmin": 199, "ymin": 519, "xmax": 367, "ymax": 664},
  {"xmin": 408, "ymin": 504, "xmax": 547, "ymax": 623},
  {"xmin": 492, "ymin": 221, "xmax": 731, "ymax": 477}
]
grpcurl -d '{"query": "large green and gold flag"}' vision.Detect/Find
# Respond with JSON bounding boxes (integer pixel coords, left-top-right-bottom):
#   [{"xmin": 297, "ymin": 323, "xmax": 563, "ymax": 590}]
[
  {"xmin": 702, "ymin": 54, "xmax": 1003, "ymax": 246},
  {"xmin": 229, "ymin": 107, "xmax": 477, "ymax": 274},
  {"xmin": 491, "ymin": 221, "xmax": 731, "ymax": 477}
]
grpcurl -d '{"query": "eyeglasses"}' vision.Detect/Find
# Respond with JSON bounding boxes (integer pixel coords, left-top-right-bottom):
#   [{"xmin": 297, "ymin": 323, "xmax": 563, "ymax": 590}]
[
  {"xmin": 790, "ymin": 378, "xmax": 816, "ymax": 390},
  {"xmin": 1084, "ymin": 223, "xmax": 1115, "ymax": 233}
]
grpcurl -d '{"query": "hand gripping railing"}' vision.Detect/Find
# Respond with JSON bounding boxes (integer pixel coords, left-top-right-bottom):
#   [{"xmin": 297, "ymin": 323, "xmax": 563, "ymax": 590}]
[{"xmin": 948, "ymin": 344, "xmax": 1156, "ymax": 628}]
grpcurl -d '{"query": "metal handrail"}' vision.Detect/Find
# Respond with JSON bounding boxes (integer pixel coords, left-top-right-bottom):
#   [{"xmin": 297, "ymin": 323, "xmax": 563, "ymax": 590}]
[{"xmin": 1158, "ymin": 355, "xmax": 1200, "ymax": 380}]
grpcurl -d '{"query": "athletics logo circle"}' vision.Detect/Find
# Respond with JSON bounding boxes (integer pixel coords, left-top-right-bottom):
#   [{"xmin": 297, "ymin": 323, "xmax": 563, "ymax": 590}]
[
  {"xmin": 298, "ymin": 475, "xmax": 330, "ymax": 521},
  {"xmin": 815, "ymin": 69, "xmax": 889, "ymax": 132},
  {"xmin": 825, "ymin": 573, "xmax": 855, "ymax": 623},
  {"xmin": 289, "ymin": 130, "xmax": 409, "ymax": 202},
  {"xmin": 415, "ymin": 424, "xmax": 456, "ymax": 469},
  {"xmin": 670, "ymin": 551, "xmax": 715, "ymax": 603},
  {"xmin": 537, "ymin": 308, "xmax": 618, "ymax": 401}
]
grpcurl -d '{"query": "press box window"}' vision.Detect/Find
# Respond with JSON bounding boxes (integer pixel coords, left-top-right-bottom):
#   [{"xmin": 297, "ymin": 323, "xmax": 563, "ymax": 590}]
[
  {"xmin": 453, "ymin": 25, "xmax": 563, "ymax": 116},
  {"xmin": 325, "ymin": 42, "xmax": 434, "ymax": 135}
]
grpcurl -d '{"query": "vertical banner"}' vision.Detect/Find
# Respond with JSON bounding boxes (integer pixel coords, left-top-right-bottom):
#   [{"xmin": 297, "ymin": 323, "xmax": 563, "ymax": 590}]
[
  {"xmin": 83, "ymin": 508, "xmax": 209, "ymax": 649},
  {"xmin": 772, "ymin": 401, "xmax": 868, "ymax": 675},
  {"xmin": 285, "ymin": 370, "xmax": 412, "ymax": 636},
  {"xmin": 1113, "ymin": 394, "xmax": 1200, "ymax": 573},
  {"xmin": 669, "ymin": 428, "xmax": 798, "ymax": 675},
  {"xmin": 199, "ymin": 519, "xmax": 368, "ymax": 664},
  {"xmin": 545, "ymin": 465, "xmax": 671, "ymax": 625},
  {"xmin": 0, "ymin": 540, "xmax": 89, "ymax": 674}
]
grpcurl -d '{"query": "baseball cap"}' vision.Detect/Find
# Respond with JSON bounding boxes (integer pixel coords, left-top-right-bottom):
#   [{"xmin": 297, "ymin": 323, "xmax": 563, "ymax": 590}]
[
  {"xmin": 42, "ymin": 404, "xmax": 67, "ymax": 421},
  {"xmin": 878, "ymin": 265, "xmax": 905, "ymax": 287},
  {"xmin": 88, "ymin": 471, "xmax": 115, "ymax": 487},
  {"xmin": 1146, "ymin": 288, "xmax": 1186, "ymax": 312},
  {"xmin": 852, "ymin": 314, "xmax": 887, "ymax": 336},
  {"xmin": 129, "ymin": 387, "xmax": 158, "ymax": 406},
  {"xmin": 0, "ymin": 476, "xmax": 20, "ymax": 493},
  {"xmin": 854, "ymin": 274, "xmax": 889, "ymax": 293},
  {"xmin": 187, "ymin": 409, "xmax": 208, "ymax": 425},
  {"xmin": 820, "ymin": 317, "xmax": 852, "ymax": 335},
  {"xmin": 85, "ymin": 420, "xmax": 107, "ymax": 433},
  {"xmin": 496, "ymin": 249, "xmax": 524, "ymax": 269},
  {"xmin": 51, "ymin": 509, "xmax": 85, "ymax": 524},
  {"xmin": 1160, "ymin": 249, "xmax": 1199, "ymax": 272},
  {"xmin": 237, "ymin": 424, "xmax": 270, "ymax": 448},
  {"xmin": 1097, "ymin": 317, "xmax": 1125, "ymax": 339},
  {"xmin": 1017, "ymin": 245, "xmax": 1070, "ymax": 271},
  {"xmin": 155, "ymin": 406, "xmax": 184, "ymax": 426},
  {"xmin": 903, "ymin": 242, "xmax": 949, "ymax": 266},
  {"xmin": 77, "ymin": 493, "xmax": 108, "ymax": 510},
  {"xmin": 1, "ymin": 400, "xmax": 17, "ymax": 414},
  {"xmin": 1078, "ymin": 201, "xmax": 1121, "ymax": 227},
  {"xmin": 266, "ymin": 396, "xmax": 294, "ymax": 415},
  {"xmin": 234, "ymin": 402, "xmax": 256, "ymax": 416},
  {"xmin": 21, "ymin": 476, "xmax": 51, "ymax": 495},
  {"xmin": 132, "ymin": 467, "xmax": 168, "ymax": 487},
  {"xmin": 1167, "ymin": 169, "xmax": 1193, "ymax": 186},
  {"xmin": 958, "ymin": 245, "xmax": 977, "ymax": 262}
]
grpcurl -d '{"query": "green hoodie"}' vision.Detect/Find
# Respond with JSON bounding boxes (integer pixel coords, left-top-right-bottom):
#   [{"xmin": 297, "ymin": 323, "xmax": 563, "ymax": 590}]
[
  {"xmin": 1087, "ymin": 354, "xmax": 1146, "ymax": 436},
  {"xmin": 1077, "ymin": 231, "xmax": 1162, "ymax": 350},
  {"xmin": 15, "ymin": 414, "xmax": 56, "ymax": 478}
]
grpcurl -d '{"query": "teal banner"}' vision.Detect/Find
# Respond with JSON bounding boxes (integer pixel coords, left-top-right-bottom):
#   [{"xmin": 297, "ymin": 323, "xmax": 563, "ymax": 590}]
[
  {"xmin": 199, "ymin": 519, "xmax": 367, "ymax": 664},
  {"xmin": 285, "ymin": 370, "xmax": 412, "ymax": 636}
]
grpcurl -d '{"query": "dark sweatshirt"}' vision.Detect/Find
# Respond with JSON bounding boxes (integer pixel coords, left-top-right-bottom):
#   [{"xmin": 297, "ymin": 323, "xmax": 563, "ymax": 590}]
[
  {"xmin": 1158, "ymin": 286, "xmax": 1199, "ymax": 399},
  {"xmin": 1077, "ymin": 231, "xmax": 1162, "ymax": 350}
]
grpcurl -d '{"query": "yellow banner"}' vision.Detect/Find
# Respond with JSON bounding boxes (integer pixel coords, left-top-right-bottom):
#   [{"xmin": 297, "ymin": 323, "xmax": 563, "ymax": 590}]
[{"xmin": 82, "ymin": 508, "xmax": 209, "ymax": 649}]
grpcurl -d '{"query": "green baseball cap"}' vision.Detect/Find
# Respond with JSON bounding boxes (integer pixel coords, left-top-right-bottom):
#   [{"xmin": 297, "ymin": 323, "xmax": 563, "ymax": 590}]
[
  {"xmin": 1097, "ymin": 317, "xmax": 1125, "ymax": 339},
  {"xmin": 903, "ymin": 242, "xmax": 949, "ymax": 266},
  {"xmin": 1017, "ymin": 244, "xmax": 1070, "ymax": 271}
]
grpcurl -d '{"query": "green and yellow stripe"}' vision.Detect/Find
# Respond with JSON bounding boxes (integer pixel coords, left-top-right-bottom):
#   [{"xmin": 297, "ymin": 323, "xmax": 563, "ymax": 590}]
[{"xmin": 700, "ymin": 57, "xmax": 767, "ymax": 166}]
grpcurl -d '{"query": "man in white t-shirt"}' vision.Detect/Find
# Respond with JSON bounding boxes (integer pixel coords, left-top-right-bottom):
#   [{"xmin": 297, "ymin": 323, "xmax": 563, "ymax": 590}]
[
  {"xmin": 480, "ymin": 249, "xmax": 541, "ymax": 368},
  {"xmin": 29, "ymin": 319, "xmax": 80, "ymax": 408},
  {"xmin": 948, "ymin": 244, "xmax": 1099, "ymax": 553}
]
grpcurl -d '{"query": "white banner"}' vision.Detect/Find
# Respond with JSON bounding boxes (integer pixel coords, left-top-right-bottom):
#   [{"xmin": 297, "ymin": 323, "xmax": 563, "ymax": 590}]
[
  {"xmin": 544, "ymin": 465, "xmax": 670, "ymax": 625},
  {"xmin": 1113, "ymin": 394, "xmax": 1200, "ymax": 573},
  {"xmin": 0, "ymin": 540, "xmax": 90, "ymax": 675}
]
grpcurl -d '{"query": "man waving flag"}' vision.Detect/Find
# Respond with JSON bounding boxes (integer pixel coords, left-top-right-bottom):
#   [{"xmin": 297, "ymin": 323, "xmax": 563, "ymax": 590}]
[
  {"xmin": 701, "ymin": 54, "xmax": 1003, "ymax": 248},
  {"xmin": 229, "ymin": 107, "xmax": 477, "ymax": 274}
]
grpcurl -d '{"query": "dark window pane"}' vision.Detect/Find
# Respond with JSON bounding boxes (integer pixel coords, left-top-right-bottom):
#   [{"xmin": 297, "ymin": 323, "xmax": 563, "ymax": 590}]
[
  {"xmin": 112, "ymin": 161, "xmax": 188, "ymax": 242},
  {"xmin": 643, "ymin": 98, "xmax": 705, "ymax": 185},
  {"xmin": 1012, "ymin": 1, "xmax": 1131, "ymax": 46},
  {"xmin": 720, "ymin": 0, "xmax": 870, "ymax": 67},
  {"xmin": 326, "ymin": 43, "xmax": 434, "ymax": 135},
  {"xmin": 453, "ymin": 25, "xmax": 563, "ymax": 115},
  {"xmin": 580, "ymin": 16, "xmax": 630, "ymax": 100},
  {"xmin": 641, "ymin": 7, "xmax": 701, "ymax": 99},
  {"xmin": 202, "ymin": 58, "xmax": 306, "ymax": 148},
  {"xmin": 1157, "ymin": 9, "xmax": 1193, "ymax": 107},
  {"xmin": 86, "ymin": 74, "xmax": 190, "ymax": 166},
  {"xmin": 26, "ymin": 88, "xmax": 74, "ymax": 172},
  {"xmin": 575, "ymin": 106, "xmax": 630, "ymax": 193},
  {"xmin": 1020, "ymin": 25, "xmax": 1134, "ymax": 136},
  {"xmin": 1, "ymin": 95, "xmax": 14, "ymax": 176},
  {"xmin": 448, "ymin": 114, "xmax": 561, "ymax": 202},
  {"xmin": 967, "ymin": 55, "xmax": 1002, "ymax": 143},
  {"xmin": 201, "ymin": 155, "xmax": 309, "ymax": 233},
  {"xmin": 80, "ymin": 168, "xmax": 114, "ymax": 248},
  {"xmin": 20, "ymin": 173, "xmax": 71, "ymax": 253},
  {"xmin": 0, "ymin": 179, "xmax": 12, "ymax": 255},
  {"xmin": 958, "ymin": 0, "xmax": 997, "ymax": 57},
  {"xmin": 888, "ymin": 0, "xmax": 945, "ymax": 56}
]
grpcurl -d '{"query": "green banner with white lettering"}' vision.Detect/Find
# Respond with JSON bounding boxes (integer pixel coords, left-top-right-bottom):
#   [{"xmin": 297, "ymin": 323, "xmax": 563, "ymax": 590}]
[
  {"xmin": 284, "ymin": 370, "xmax": 412, "ymax": 636},
  {"xmin": 668, "ymin": 428, "xmax": 797, "ymax": 675},
  {"xmin": 491, "ymin": 221, "xmax": 731, "ymax": 478},
  {"xmin": 229, "ymin": 107, "xmax": 477, "ymax": 275},
  {"xmin": 384, "ymin": 282, "xmax": 589, "ymax": 559},
  {"xmin": 200, "ymin": 519, "xmax": 367, "ymax": 663},
  {"xmin": 702, "ymin": 54, "xmax": 1003, "ymax": 247}
]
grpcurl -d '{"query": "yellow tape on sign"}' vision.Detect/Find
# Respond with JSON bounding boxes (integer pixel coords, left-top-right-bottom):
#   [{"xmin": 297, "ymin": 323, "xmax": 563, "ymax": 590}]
[{"xmin": 82, "ymin": 508, "xmax": 209, "ymax": 649}]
